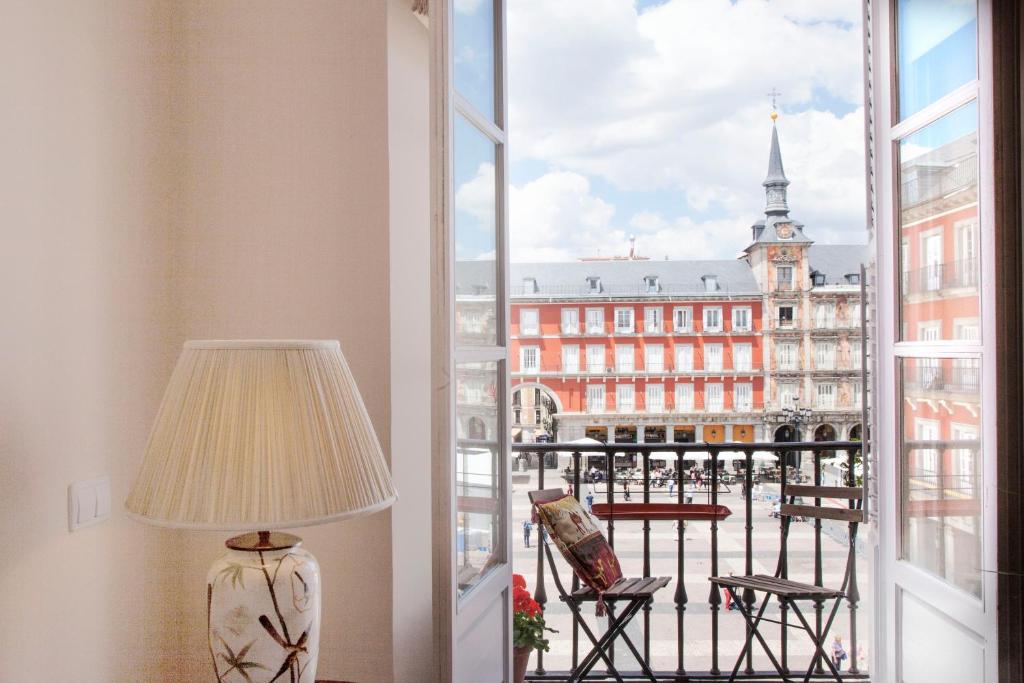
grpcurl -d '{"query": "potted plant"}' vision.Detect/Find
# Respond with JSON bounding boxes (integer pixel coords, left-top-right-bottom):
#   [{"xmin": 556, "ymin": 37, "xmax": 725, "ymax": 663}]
[{"xmin": 512, "ymin": 573, "xmax": 557, "ymax": 683}]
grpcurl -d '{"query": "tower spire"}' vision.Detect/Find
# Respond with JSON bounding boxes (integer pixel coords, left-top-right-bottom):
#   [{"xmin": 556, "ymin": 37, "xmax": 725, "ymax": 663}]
[{"xmin": 763, "ymin": 112, "xmax": 790, "ymax": 216}]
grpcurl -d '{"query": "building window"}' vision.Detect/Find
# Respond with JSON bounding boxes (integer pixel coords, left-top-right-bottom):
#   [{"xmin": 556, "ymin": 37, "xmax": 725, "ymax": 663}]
[
  {"xmin": 776, "ymin": 341, "xmax": 798, "ymax": 370},
  {"xmin": 534, "ymin": 408, "xmax": 542, "ymax": 424},
  {"xmin": 644, "ymin": 275, "xmax": 660, "ymax": 293},
  {"xmin": 732, "ymin": 306, "xmax": 752, "ymax": 331},
  {"xmin": 674, "ymin": 344, "xmax": 693, "ymax": 372},
  {"xmin": 523, "ymin": 277, "xmax": 538, "ymax": 293},
  {"xmin": 703, "ymin": 306, "xmax": 723, "ymax": 332},
  {"xmin": 586, "ymin": 345, "xmax": 605, "ymax": 373},
  {"xmin": 705, "ymin": 382, "xmax": 724, "ymax": 412},
  {"xmin": 702, "ymin": 275, "xmax": 719, "ymax": 292},
  {"xmin": 777, "ymin": 265, "xmax": 793, "ymax": 288},
  {"xmin": 845, "ymin": 273, "xmax": 860, "ymax": 285},
  {"xmin": 615, "ymin": 344, "xmax": 634, "ymax": 373},
  {"xmin": 513, "ymin": 407, "xmax": 521, "ymax": 423},
  {"xmin": 734, "ymin": 382, "xmax": 753, "ymax": 411},
  {"xmin": 646, "ymin": 344, "xmax": 664, "ymax": 372},
  {"xmin": 812, "ymin": 271, "xmax": 827, "ymax": 286},
  {"xmin": 734, "ymin": 343, "xmax": 753, "ymax": 372},
  {"xmin": 778, "ymin": 305, "xmax": 794, "ymax": 328},
  {"xmin": 616, "ymin": 384, "xmax": 635, "ymax": 412},
  {"xmin": 675, "ymin": 383, "xmax": 694, "ymax": 412},
  {"xmin": 816, "ymin": 382, "xmax": 836, "ymax": 409},
  {"xmin": 852, "ymin": 380, "xmax": 863, "ymax": 407},
  {"xmin": 520, "ymin": 346, "xmax": 539, "ymax": 373},
  {"xmin": 585, "ymin": 308, "xmax": 604, "ymax": 335},
  {"xmin": 562, "ymin": 345, "xmax": 579, "ymax": 373},
  {"xmin": 848, "ymin": 301, "xmax": 862, "ymax": 327},
  {"xmin": 615, "ymin": 307, "xmax": 635, "ymax": 334},
  {"xmin": 850, "ymin": 340, "xmax": 862, "ymax": 370},
  {"xmin": 673, "ymin": 306, "xmax": 693, "ymax": 332},
  {"xmin": 561, "ymin": 308, "xmax": 579, "ymax": 334},
  {"xmin": 644, "ymin": 307, "xmax": 663, "ymax": 333},
  {"xmin": 520, "ymin": 308, "xmax": 539, "ymax": 336},
  {"xmin": 646, "ymin": 384, "xmax": 664, "ymax": 413},
  {"xmin": 587, "ymin": 276, "xmax": 602, "ymax": 293},
  {"xmin": 814, "ymin": 341, "xmax": 836, "ymax": 370},
  {"xmin": 586, "ymin": 384, "xmax": 605, "ymax": 414},
  {"xmin": 814, "ymin": 302, "xmax": 836, "ymax": 329},
  {"xmin": 779, "ymin": 382, "xmax": 799, "ymax": 407},
  {"xmin": 704, "ymin": 343, "xmax": 723, "ymax": 372}
]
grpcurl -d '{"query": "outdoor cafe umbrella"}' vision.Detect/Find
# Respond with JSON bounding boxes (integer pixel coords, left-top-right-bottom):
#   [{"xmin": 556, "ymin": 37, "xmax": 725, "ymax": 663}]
[
  {"xmin": 752, "ymin": 451, "xmax": 779, "ymax": 462},
  {"xmin": 557, "ymin": 437, "xmax": 606, "ymax": 468}
]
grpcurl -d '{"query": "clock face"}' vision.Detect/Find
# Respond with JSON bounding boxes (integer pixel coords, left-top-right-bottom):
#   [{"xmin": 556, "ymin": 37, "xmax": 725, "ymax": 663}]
[{"xmin": 776, "ymin": 223, "xmax": 794, "ymax": 239}]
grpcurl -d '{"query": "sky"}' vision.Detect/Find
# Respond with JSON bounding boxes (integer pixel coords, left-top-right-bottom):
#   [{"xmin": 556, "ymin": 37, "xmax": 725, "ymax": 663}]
[{"xmin": 500, "ymin": 0, "xmax": 869, "ymax": 263}]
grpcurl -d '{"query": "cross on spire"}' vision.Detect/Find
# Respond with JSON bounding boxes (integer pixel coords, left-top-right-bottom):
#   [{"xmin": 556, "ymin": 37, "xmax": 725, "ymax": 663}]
[{"xmin": 767, "ymin": 87, "xmax": 781, "ymax": 112}]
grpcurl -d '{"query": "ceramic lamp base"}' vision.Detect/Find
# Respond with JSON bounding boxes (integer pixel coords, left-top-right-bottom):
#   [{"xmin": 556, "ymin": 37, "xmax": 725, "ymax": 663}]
[{"xmin": 207, "ymin": 531, "xmax": 321, "ymax": 683}]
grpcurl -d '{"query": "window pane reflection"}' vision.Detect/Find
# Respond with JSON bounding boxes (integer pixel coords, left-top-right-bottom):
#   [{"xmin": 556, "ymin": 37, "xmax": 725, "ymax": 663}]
[
  {"xmin": 897, "ymin": 0, "xmax": 977, "ymax": 118},
  {"xmin": 454, "ymin": 114, "xmax": 498, "ymax": 346},
  {"xmin": 456, "ymin": 361, "xmax": 502, "ymax": 595},
  {"xmin": 453, "ymin": 0, "xmax": 495, "ymax": 121},
  {"xmin": 900, "ymin": 357, "xmax": 982, "ymax": 597},
  {"xmin": 898, "ymin": 102, "xmax": 979, "ymax": 342}
]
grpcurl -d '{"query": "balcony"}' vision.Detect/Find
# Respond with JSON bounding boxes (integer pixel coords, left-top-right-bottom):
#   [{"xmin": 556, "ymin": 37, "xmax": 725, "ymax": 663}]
[
  {"xmin": 901, "ymin": 258, "xmax": 979, "ymax": 296},
  {"xmin": 904, "ymin": 365, "xmax": 981, "ymax": 394},
  {"xmin": 511, "ymin": 440, "xmax": 869, "ymax": 682}
]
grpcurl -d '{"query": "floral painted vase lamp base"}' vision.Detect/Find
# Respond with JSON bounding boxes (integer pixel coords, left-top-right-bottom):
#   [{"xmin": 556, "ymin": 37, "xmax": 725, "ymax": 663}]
[{"xmin": 126, "ymin": 341, "xmax": 396, "ymax": 683}]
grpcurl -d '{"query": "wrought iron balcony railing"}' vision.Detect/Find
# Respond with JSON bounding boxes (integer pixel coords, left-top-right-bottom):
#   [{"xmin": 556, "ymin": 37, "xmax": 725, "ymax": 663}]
[{"xmin": 512, "ymin": 440, "xmax": 869, "ymax": 682}]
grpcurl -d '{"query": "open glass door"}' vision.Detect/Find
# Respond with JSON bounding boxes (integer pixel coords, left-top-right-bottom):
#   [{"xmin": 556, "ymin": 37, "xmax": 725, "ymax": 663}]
[
  {"xmin": 432, "ymin": 0, "xmax": 512, "ymax": 680},
  {"xmin": 871, "ymin": 1, "xmax": 998, "ymax": 680}
]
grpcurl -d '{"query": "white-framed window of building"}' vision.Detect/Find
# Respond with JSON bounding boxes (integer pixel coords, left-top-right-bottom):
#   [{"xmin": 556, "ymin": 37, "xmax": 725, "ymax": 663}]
[
  {"xmin": 852, "ymin": 380, "xmax": 863, "ymax": 407},
  {"xmin": 777, "ymin": 305, "xmax": 795, "ymax": 328},
  {"xmin": 732, "ymin": 306, "xmax": 752, "ymax": 331},
  {"xmin": 814, "ymin": 302, "xmax": 836, "ymax": 329},
  {"xmin": 704, "ymin": 343, "xmax": 723, "ymax": 372},
  {"xmin": 644, "ymin": 275, "xmax": 660, "ymax": 293},
  {"xmin": 816, "ymin": 382, "xmax": 836, "ymax": 409},
  {"xmin": 585, "ymin": 307, "xmax": 604, "ymax": 335},
  {"xmin": 953, "ymin": 317, "xmax": 981, "ymax": 341},
  {"xmin": 615, "ymin": 344, "xmax": 634, "ymax": 373},
  {"xmin": 918, "ymin": 320, "xmax": 942, "ymax": 342},
  {"xmin": 615, "ymin": 307, "xmax": 635, "ymax": 334},
  {"xmin": 705, "ymin": 382, "xmax": 724, "ymax": 412},
  {"xmin": 850, "ymin": 340, "xmax": 862, "ymax": 370},
  {"xmin": 776, "ymin": 341, "xmax": 798, "ymax": 370},
  {"xmin": 734, "ymin": 343, "xmax": 753, "ymax": 372},
  {"xmin": 673, "ymin": 306, "xmax": 693, "ymax": 332},
  {"xmin": 674, "ymin": 344, "xmax": 693, "ymax": 372},
  {"xmin": 644, "ymin": 306, "xmax": 663, "ymax": 333},
  {"xmin": 778, "ymin": 382, "xmax": 799, "ymax": 408},
  {"xmin": 675, "ymin": 383, "xmax": 694, "ymax": 412},
  {"xmin": 703, "ymin": 275, "xmax": 719, "ymax": 292},
  {"xmin": 561, "ymin": 307, "xmax": 579, "ymax": 335},
  {"xmin": 645, "ymin": 343, "xmax": 664, "ymax": 372},
  {"xmin": 955, "ymin": 219, "xmax": 978, "ymax": 288},
  {"xmin": 586, "ymin": 384, "xmax": 605, "ymax": 414},
  {"xmin": 520, "ymin": 308, "xmax": 539, "ymax": 336},
  {"xmin": 520, "ymin": 346, "xmax": 540, "ymax": 373},
  {"xmin": 562, "ymin": 345, "xmax": 579, "ymax": 373},
  {"xmin": 847, "ymin": 301, "xmax": 862, "ymax": 327},
  {"xmin": 951, "ymin": 423, "xmax": 979, "ymax": 495},
  {"xmin": 814, "ymin": 341, "xmax": 836, "ymax": 370},
  {"xmin": 645, "ymin": 383, "xmax": 664, "ymax": 413},
  {"xmin": 586, "ymin": 344, "xmax": 605, "ymax": 374},
  {"xmin": 777, "ymin": 265, "xmax": 793, "ymax": 288},
  {"xmin": 734, "ymin": 382, "xmax": 753, "ymax": 411},
  {"xmin": 914, "ymin": 418, "xmax": 941, "ymax": 476},
  {"xmin": 616, "ymin": 384, "xmax": 635, "ymax": 412},
  {"xmin": 703, "ymin": 306, "xmax": 723, "ymax": 332},
  {"xmin": 587, "ymin": 276, "xmax": 602, "ymax": 294}
]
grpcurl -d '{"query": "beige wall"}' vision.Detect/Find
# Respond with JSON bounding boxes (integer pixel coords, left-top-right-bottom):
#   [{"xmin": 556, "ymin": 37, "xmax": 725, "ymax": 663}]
[{"xmin": 0, "ymin": 2, "xmax": 416, "ymax": 681}]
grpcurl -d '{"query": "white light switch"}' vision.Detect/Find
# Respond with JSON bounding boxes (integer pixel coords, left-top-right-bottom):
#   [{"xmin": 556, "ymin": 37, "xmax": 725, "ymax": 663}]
[{"xmin": 68, "ymin": 476, "xmax": 112, "ymax": 532}]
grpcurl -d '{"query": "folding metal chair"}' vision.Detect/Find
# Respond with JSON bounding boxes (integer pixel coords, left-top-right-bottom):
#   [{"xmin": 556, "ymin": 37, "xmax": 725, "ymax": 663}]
[
  {"xmin": 529, "ymin": 488, "xmax": 671, "ymax": 683},
  {"xmin": 710, "ymin": 484, "xmax": 864, "ymax": 683}
]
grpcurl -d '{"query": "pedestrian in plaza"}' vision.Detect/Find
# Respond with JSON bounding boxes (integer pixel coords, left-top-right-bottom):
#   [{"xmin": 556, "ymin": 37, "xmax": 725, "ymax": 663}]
[
  {"xmin": 567, "ymin": 483, "xmax": 574, "ymax": 496},
  {"xmin": 522, "ymin": 519, "xmax": 533, "ymax": 548},
  {"xmin": 623, "ymin": 478, "xmax": 632, "ymax": 501},
  {"xmin": 585, "ymin": 492, "xmax": 594, "ymax": 513},
  {"xmin": 831, "ymin": 635, "xmax": 847, "ymax": 671},
  {"xmin": 668, "ymin": 477, "xmax": 676, "ymax": 497}
]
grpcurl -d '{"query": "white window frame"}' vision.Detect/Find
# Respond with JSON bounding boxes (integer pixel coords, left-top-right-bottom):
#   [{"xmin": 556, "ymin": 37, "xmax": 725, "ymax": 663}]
[
  {"xmin": 814, "ymin": 302, "xmax": 836, "ymax": 329},
  {"xmin": 814, "ymin": 341, "xmax": 837, "ymax": 370},
  {"xmin": 776, "ymin": 341, "xmax": 798, "ymax": 370},
  {"xmin": 645, "ymin": 383, "xmax": 664, "ymax": 413},
  {"xmin": 586, "ymin": 344, "xmax": 605, "ymax": 374},
  {"xmin": 520, "ymin": 308, "xmax": 539, "ymax": 336},
  {"xmin": 561, "ymin": 345, "xmax": 579, "ymax": 373},
  {"xmin": 732, "ymin": 306, "xmax": 752, "ymax": 332},
  {"xmin": 586, "ymin": 384, "xmax": 605, "ymax": 414},
  {"xmin": 616, "ymin": 384, "xmax": 635, "ymax": 413},
  {"xmin": 778, "ymin": 382, "xmax": 799, "ymax": 408},
  {"xmin": 585, "ymin": 307, "xmax": 605, "ymax": 335},
  {"xmin": 734, "ymin": 382, "xmax": 753, "ymax": 411},
  {"xmin": 561, "ymin": 307, "xmax": 579, "ymax": 335},
  {"xmin": 703, "ymin": 306, "xmax": 723, "ymax": 332},
  {"xmin": 674, "ymin": 344, "xmax": 693, "ymax": 372},
  {"xmin": 614, "ymin": 307, "xmax": 635, "ymax": 334},
  {"xmin": 673, "ymin": 306, "xmax": 693, "ymax": 332},
  {"xmin": 644, "ymin": 306, "xmax": 663, "ymax": 333},
  {"xmin": 674, "ymin": 383, "xmax": 694, "ymax": 412},
  {"xmin": 704, "ymin": 343, "xmax": 723, "ymax": 372},
  {"xmin": 734, "ymin": 342, "xmax": 753, "ymax": 372},
  {"xmin": 705, "ymin": 382, "xmax": 724, "ymax": 412},
  {"xmin": 815, "ymin": 382, "xmax": 836, "ymax": 409},
  {"xmin": 645, "ymin": 343, "xmax": 664, "ymax": 372},
  {"xmin": 615, "ymin": 344, "xmax": 634, "ymax": 373},
  {"xmin": 520, "ymin": 346, "xmax": 540, "ymax": 373}
]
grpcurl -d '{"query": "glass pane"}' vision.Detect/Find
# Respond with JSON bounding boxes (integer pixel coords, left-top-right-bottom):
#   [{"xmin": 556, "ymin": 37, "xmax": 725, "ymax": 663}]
[
  {"xmin": 454, "ymin": 114, "xmax": 498, "ymax": 346},
  {"xmin": 900, "ymin": 357, "xmax": 982, "ymax": 596},
  {"xmin": 453, "ymin": 0, "xmax": 495, "ymax": 121},
  {"xmin": 456, "ymin": 361, "xmax": 502, "ymax": 595},
  {"xmin": 898, "ymin": 102, "xmax": 979, "ymax": 342},
  {"xmin": 897, "ymin": 0, "xmax": 977, "ymax": 118}
]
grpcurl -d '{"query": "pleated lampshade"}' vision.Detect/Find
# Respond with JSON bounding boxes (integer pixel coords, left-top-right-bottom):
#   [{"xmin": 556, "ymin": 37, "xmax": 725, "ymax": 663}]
[{"xmin": 126, "ymin": 340, "xmax": 396, "ymax": 530}]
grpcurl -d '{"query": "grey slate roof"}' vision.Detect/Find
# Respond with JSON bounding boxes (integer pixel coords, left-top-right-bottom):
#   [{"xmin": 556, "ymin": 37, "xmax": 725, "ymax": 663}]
[
  {"xmin": 746, "ymin": 214, "xmax": 813, "ymax": 247},
  {"xmin": 764, "ymin": 123, "xmax": 789, "ymax": 186},
  {"xmin": 508, "ymin": 259, "xmax": 761, "ymax": 298},
  {"xmin": 807, "ymin": 244, "xmax": 869, "ymax": 285}
]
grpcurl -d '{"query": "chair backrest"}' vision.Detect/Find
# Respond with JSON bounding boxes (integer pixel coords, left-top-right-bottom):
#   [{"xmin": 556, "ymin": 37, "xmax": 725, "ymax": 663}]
[{"xmin": 781, "ymin": 485, "xmax": 865, "ymax": 523}]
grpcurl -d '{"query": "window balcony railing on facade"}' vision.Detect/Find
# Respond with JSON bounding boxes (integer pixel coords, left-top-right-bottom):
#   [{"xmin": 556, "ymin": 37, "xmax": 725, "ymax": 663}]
[
  {"xmin": 904, "ymin": 365, "xmax": 981, "ymax": 394},
  {"xmin": 901, "ymin": 257, "xmax": 979, "ymax": 295}
]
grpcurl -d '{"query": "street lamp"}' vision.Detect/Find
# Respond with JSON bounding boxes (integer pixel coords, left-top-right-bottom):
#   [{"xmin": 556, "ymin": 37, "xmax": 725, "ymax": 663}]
[{"xmin": 781, "ymin": 397, "xmax": 813, "ymax": 472}]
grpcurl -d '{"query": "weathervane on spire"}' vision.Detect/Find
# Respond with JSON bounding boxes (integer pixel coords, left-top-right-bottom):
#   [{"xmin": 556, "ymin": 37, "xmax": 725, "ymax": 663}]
[{"xmin": 767, "ymin": 87, "xmax": 781, "ymax": 120}]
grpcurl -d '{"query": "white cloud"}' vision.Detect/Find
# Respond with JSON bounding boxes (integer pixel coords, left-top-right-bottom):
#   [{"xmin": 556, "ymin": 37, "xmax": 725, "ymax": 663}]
[{"xmin": 507, "ymin": 0, "xmax": 868, "ymax": 259}]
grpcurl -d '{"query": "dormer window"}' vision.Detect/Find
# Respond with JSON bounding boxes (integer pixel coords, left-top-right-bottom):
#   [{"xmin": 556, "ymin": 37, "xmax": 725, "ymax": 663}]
[
  {"xmin": 523, "ymin": 277, "xmax": 538, "ymax": 293},
  {"xmin": 702, "ymin": 275, "xmax": 719, "ymax": 293},
  {"xmin": 587, "ymin": 276, "xmax": 602, "ymax": 294},
  {"xmin": 845, "ymin": 273, "xmax": 861, "ymax": 285},
  {"xmin": 812, "ymin": 271, "xmax": 827, "ymax": 286},
  {"xmin": 644, "ymin": 275, "xmax": 659, "ymax": 293}
]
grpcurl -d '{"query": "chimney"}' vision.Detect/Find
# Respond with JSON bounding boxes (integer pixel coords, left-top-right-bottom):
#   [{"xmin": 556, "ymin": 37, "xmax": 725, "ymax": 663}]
[{"xmin": 629, "ymin": 235, "xmax": 636, "ymax": 259}]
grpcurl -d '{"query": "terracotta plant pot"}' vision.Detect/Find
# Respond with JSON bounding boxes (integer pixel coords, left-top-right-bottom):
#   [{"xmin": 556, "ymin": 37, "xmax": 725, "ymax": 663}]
[{"xmin": 512, "ymin": 646, "xmax": 533, "ymax": 683}]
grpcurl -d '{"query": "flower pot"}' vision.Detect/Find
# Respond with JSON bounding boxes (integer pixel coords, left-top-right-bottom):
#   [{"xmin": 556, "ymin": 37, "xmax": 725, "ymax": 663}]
[{"xmin": 512, "ymin": 645, "xmax": 533, "ymax": 683}]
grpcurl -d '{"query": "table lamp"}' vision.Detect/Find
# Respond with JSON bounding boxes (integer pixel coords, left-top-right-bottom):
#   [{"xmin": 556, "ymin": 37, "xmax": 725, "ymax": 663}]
[{"xmin": 126, "ymin": 340, "xmax": 397, "ymax": 683}]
